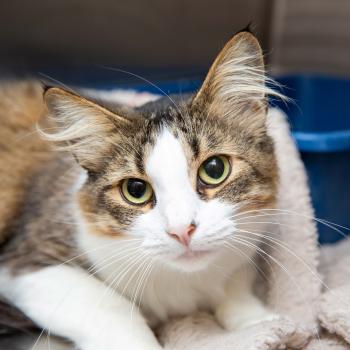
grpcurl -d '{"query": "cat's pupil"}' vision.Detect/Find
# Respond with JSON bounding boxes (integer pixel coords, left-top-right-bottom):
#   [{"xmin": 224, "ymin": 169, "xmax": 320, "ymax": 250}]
[
  {"xmin": 127, "ymin": 179, "xmax": 146, "ymax": 198},
  {"xmin": 204, "ymin": 157, "xmax": 224, "ymax": 179}
]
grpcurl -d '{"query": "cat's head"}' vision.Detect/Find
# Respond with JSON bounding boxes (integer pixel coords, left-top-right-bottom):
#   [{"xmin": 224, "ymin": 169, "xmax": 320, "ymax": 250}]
[{"xmin": 43, "ymin": 32, "xmax": 281, "ymax": 272}]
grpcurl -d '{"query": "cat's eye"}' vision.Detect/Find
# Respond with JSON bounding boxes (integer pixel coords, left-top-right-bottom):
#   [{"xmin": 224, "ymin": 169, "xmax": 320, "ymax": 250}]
[
  {"xmin": 121, "ymin": 178, "xmax": 153, "ymax": 205},
  {"xmin": 198, "ymin": 155, "xmax": 230, "ymax": 186}
]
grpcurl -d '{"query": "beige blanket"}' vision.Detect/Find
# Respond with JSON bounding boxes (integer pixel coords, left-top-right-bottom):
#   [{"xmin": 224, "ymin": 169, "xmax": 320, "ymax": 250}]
[{"xmin": 1, "ymin": 104, "xmax": 349, "ymax": 350}]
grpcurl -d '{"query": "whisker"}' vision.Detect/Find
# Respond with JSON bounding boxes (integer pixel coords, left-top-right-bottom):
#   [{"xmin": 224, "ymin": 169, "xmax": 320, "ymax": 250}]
[
  {"xmin": 86, "ymin": 250, "xmax": 146, "ymax": 326},
  {"xmin": 96, "ymin": 65, "xmax": 185, "ymax": 120},
  {"xmin": 231, "ymin": 208, "xmax": 349, "ymax": 239},
  {"xmin": 233, "ymin": 228, "xmax": 333, "ymax": 296},
  {"xmin": 229, "ymin": 233, "xmax": 324, "ymax": 346},
  {"xmin": 223, "ymin": 243, "xmax": 269, "ymax": 282},
  {"xmin": 86, "ymin": 245, "xmax": 142, "ymax": 277},
  {"xmin": 54, "ymin": 238, "xmax": 142, "ymax": 269},
  {"xmin": 228, "ymin": 237, "xmax": 320, "ymax": 333},
  {"xmin": 130, "ymin": 259, "xmax": 154, "ymax": 325},
  {"xmin": 31, "ymin": 241, "xmax": 142, "ymax": 349},
  {"xmin": 38, "ymin": 73, "xmax": 76, "ymax": 94}
]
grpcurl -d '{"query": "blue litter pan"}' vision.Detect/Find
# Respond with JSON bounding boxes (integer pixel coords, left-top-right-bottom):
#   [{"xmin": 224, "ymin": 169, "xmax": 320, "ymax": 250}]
[{"xmin": 275, "ymin": 75, "xmax": 350, "ymax": 244}]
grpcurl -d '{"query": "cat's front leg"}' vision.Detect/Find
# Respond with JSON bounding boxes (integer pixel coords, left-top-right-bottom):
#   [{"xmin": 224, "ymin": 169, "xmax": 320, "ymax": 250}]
[
  {"xmin": 1, "ymin": 265, "xmax": 162, "ymax": 350},
  {"xmin": 215, "ymin": 265, "xmax": 278, "ymax": 330}
]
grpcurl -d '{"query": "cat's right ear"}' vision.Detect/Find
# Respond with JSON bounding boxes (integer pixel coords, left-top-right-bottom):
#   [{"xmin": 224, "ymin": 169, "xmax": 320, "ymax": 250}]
[
  {"xmin": 42, "ymin": 87, "xmax": 132, "ymax": 172},
  {"xmin": 192, "ymin": 31, "xmax": 282, "ymax": 126}
]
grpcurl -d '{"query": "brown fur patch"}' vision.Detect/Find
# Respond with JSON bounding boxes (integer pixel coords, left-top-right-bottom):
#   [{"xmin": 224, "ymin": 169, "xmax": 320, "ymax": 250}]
[
  {"xmin": 0, "ymin": 154, "xmax": 82, "ymax": 272},
  {"xmin": 0, "ymin": 81, "xmax": 50, "ymax": 244}
]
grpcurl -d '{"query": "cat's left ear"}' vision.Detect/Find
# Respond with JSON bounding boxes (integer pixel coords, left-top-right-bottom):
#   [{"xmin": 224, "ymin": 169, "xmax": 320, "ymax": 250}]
[
  {"xmin": 193, "ymin": 31, "xmax": 273, "ymax": 121},
  {"xmin": 43, "ymin": 87, "xmax": 132, "ymax": 172}
]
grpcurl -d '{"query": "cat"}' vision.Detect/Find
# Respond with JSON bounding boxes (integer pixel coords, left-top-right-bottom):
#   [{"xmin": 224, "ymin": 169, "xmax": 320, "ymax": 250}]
[{"xmin": 0, "ymin": 31, "xmax": 283, "ymax": 349}]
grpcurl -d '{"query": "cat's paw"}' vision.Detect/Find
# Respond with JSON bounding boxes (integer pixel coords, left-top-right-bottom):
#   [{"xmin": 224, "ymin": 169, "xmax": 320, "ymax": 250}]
[
  {"xmin": 216, "ymin": 302, "xmax": 280, "ymax": 331},
  {"xmin": 233, "ymin": 310, "xmax": 280, "ymax": 330},
  {"xmin": 81, "ymin": 343, "xmax": 161, "ymax": 350},
  {"xmin": 79, "ymin": 337, "xmax": 162, "ymax": 350}
]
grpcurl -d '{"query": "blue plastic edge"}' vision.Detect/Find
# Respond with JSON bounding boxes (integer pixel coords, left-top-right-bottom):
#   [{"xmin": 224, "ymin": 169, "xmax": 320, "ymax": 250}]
[
  {"xmin": 91, "ymin": 77, "xmax": 350, "ymax": 153},
  {"xmin": 294, "ymin": 130, "xmax": 350, "ymax": 152}
]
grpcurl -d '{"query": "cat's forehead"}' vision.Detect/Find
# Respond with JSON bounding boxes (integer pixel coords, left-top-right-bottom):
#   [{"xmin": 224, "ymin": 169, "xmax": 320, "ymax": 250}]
[
  {"xmin": 146, "ymin": 127, "xmax": 190, "ymax": 188},
  {"xmin": 139, "ymin": 96, "xmax": 226, "ymax": 153},
  {"xmin": 102, "ymin": 96, "xmax": 230, "ymax": 181}
]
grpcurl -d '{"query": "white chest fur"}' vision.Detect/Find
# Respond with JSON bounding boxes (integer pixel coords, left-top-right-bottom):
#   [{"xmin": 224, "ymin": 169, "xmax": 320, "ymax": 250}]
[{"xmin": 77, "ymin": 229, "xmax": 249, "ymax": 326}]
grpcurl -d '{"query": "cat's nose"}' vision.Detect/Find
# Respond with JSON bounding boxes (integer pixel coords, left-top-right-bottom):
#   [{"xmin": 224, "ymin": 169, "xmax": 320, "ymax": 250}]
[{"xmin": 168, "ymin": 224, "xmax": 196, "ymax": 246}]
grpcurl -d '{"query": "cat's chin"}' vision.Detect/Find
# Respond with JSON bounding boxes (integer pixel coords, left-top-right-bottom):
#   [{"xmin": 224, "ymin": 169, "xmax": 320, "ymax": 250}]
[
  {"xmin": 176, "ymin": 249, "xmax": 211, "ymax": 261},
  {"xmin": 165, "ymin": 248, "xmax": 218, "ymax": 272}
]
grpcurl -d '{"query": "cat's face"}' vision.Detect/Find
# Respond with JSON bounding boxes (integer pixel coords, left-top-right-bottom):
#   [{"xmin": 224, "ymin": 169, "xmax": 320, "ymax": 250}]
[{"xmin": 44, "ymin": 32, "xmax": 280, "ymax": 272}]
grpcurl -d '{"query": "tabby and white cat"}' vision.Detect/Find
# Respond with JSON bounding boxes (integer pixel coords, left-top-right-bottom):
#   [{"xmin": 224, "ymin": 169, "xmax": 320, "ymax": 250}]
[{"xmin": 0, "ymin": 32, "xmax": 282, "ymax": 349}]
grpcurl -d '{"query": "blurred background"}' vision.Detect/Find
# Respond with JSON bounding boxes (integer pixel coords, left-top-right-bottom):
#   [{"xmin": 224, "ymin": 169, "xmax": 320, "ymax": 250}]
[{"xmin": 0, "ymin": 0, "xmax": 349, "ymax": 243}]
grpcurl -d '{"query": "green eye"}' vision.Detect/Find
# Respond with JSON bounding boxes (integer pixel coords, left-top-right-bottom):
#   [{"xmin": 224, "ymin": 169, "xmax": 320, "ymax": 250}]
[
  {"xmin": 198, "ymin": 155, "xmax": 230, "ymax": 186},
  {"xmin": 121, "ymin": 178, "xmax": 153, "ymax": 205}
]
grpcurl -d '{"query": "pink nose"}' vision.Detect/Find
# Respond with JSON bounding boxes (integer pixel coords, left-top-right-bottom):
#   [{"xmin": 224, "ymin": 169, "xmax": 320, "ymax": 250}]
[{"xmin": 168, "ymin": 224, "xmax": 196, "ymax": 246}]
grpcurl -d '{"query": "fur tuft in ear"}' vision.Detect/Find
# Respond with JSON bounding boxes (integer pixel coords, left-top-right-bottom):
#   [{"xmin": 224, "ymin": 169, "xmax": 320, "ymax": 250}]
[
  {"xmin": 41, "ymin": 87, "xmax": 132, "ymax": 171},
  {"xmin": 193, "ymin": 31, "xmax": 284, "ymax": 121}
]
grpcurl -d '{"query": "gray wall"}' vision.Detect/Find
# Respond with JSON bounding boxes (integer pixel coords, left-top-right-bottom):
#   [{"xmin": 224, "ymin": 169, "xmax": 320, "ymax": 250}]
[
  {"xmin": 270, "ymin": 0, "xmax": 350, "ymax": 76},
  {"xmin": 0, "ymin": 0, "xmax": 272, "ymax": 69}
]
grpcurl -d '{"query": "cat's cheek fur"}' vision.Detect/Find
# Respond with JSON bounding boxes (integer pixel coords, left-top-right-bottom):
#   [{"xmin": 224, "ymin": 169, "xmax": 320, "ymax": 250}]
[{"xmin": 0, "ymin": 266, "xmax": 162, "ymax": 350}]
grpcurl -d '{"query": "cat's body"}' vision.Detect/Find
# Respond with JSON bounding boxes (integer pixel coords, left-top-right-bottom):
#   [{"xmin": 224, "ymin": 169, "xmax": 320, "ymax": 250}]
[{"xmin": 0, "ymin": 32, "xmax": 283, "ymax": 349}]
